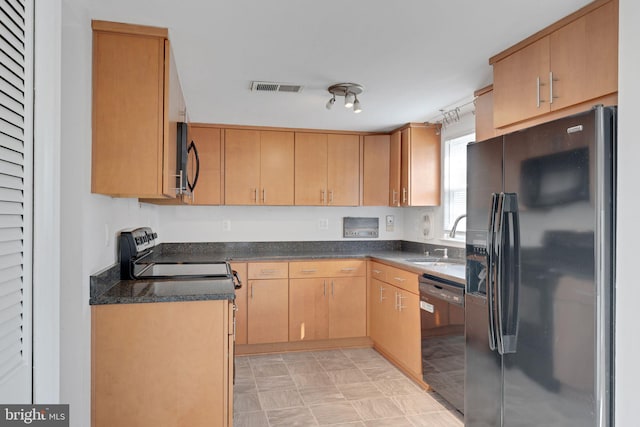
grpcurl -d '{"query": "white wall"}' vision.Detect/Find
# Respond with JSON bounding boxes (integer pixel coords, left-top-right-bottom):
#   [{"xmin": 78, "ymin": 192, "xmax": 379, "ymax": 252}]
[
  {"xmin": 58, "ymin": 1, "xmax": 159, "ymax": 425},
  {"xmin": 157, "ymin": 205, "xmax": 402, "ymax": 242},
  {"xmin": 615, "ymin": 0, "xmax": 639, "ymax": 424}
]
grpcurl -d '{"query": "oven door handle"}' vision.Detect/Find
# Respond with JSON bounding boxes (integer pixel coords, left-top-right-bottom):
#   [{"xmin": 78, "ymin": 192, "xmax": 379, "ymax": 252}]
[{"xmin": 232, "ymin": 270, "xmax": 242, "ymax": 289}]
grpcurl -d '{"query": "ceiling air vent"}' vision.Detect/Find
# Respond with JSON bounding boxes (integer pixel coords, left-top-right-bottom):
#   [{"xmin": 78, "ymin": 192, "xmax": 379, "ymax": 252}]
[{"xmin": 250, "ymin": 81, "xmax": 304, "ymax": 93}]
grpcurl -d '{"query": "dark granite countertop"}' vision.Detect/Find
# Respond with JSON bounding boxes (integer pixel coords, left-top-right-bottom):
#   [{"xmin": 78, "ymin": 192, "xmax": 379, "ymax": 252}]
[
  {"xmin": 90, "ymin": 240, "xmax": 466, "ymax": 305},
  {"xmin": 91, "ymin": 277, "xmax": 235, "ymax": 305}
]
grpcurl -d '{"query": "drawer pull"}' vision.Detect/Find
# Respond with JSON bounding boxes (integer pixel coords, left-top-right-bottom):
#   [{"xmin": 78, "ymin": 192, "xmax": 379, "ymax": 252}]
[
  {"xmin": 260, "ymin": 269, "xmax": 277, "ymax": 274},
  {"xmin": 340, "ymin": 267, "xmax": 356, "ymax": 272},
  {"xmin": 300, "ymin": 269, "xmax": 318, "ymax": 274},
  {"xmin": 393, "ymin": 277, "xmax": 406, "ymax": 282},
  {"xmin": 372, "ymin": 269, "xmax": 382, "ymax": 274}
]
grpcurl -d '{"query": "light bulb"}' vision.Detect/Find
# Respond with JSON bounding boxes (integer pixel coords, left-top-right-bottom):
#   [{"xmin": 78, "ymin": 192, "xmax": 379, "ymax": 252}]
[
  {"xmin": 344, "ymin": 92, "xmax": 355, "ymax": 108},
  {"xmin": 353, "ymin": 97, "xmax": 362, "ymax": 113},
  {"xmin": 326, "ymin": 96, "xmax": 336, "ymax": 110}
]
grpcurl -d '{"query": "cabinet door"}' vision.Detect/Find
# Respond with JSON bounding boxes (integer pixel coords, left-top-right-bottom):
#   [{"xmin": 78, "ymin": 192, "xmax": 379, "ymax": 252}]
[
  {"xmin": 230, "ymin": 262, "xmax": 248, "ymax": 345},
  {"xmin": 295, "ymin": 133, "xmax": 328, "ymax": 205},
  {"xmin": 408, "ymin": 126, "xmax": 441, "ymax": 206},
  {"xmin": 400, "ymin": 129, "xmax": 410, "ymax": 206},
  {"xmin": 92, "ymin": 30, "xmax": 167, "ymax": 197},
  {"xmin": 289, "ymin": 278, "xmax": 329, "ymax": 341},
  {"xmin": 224, "ymin": 129, "xmax": 261, "ymax": 205},
  {"xmin": 389, "ymin": 131, "xmax": 401, "ymax": 206},
  {"xmin": 260, "ymin": 131, "xmax": 294, "ymax": 205},
  {"xmin": 474, "ymin": 87, "xmax": 496, "ymax": 142},
  {"xmin": 247, "ymin": 279, "xmax": 289, "ymax": 344},
  {"xmin": 396, "ymin": 290, "xmax": 422, "ymax": 377},
  {"xmin": 327, "ymin": 134, "xmax": 360, "ymax": 206},
  {"xmin": 189, "ymin": 126, "xmax": 221, "ymax": 205},
  {"xmin": 549, "ymin": 0, "xmax": 618, "ymax": 111},
  {"xmin": 329, "ymin": 277, "xmax": 366, "ymax": 339},
  {"xmin": 363, "ymin": 135, "xmax": 390, "ymax": 206},
  {"xmin": 493, "ymin": 37, "xmax": 550, "ymax": 128}
]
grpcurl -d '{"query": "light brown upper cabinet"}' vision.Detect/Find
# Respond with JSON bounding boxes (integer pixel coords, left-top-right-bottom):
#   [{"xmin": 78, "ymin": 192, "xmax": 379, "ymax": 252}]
[
  {"xmin": 188, "ymin": 126, "xmax": 222, "ymax": 205},
  {"xmin": 91, "ymin": 21, "xmax": 185, "ymax": 198},
  {"xmin": 294, "ymin": 133, "xmax": 360, "ymax": 206},
  {"xmin": 474, "ymin": 85, "xmax": 496, "ymax": 142},
  {"xmin": 224, "ymin": 129, "xmax": 294, "ymax": 205},
  {"xmin": 390, "ymin": 124, "xmax": 441, "ymax": 207},
  {"xmin": 492, "ymin": 0, "xmax": 618, "ymax": 128},
  {"xmin": 389, "ymin": 131, "xmax": 401, "ymax": 206},
  {"xmin": 363, "ymin": 135, "xmax": 391, "ymax": 206}
]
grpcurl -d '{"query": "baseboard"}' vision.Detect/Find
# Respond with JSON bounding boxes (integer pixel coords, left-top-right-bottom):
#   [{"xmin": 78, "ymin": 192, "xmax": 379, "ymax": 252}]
[{"xmin": 236, "ymin": 336, "xmax": 373, "ymax": 355}]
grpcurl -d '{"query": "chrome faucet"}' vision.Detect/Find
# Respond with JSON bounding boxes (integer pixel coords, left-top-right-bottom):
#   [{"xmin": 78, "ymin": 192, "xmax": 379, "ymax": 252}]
[
  {"xmin": 434, "ymin": 248, "xmax": 448, "ymax": 259},
  {"xmin": 449, "ymin": 214, "xmax": 467, "ymax": 238}
]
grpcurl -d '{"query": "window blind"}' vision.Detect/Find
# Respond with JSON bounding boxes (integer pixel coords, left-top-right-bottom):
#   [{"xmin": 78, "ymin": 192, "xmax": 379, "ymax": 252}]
[
  {"xmin": 443, "ymin": 133, "xmax": 473, "ymax": 233},
  {"xmin": 0, "ymin": 0, "xmax": 28, "ymax": 384}
]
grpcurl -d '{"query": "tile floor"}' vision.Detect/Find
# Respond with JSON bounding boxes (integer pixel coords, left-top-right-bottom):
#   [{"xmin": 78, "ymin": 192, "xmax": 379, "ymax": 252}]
[{"xmin": 234, "ymin": 348, "xmax": 463, "ymax": 427}]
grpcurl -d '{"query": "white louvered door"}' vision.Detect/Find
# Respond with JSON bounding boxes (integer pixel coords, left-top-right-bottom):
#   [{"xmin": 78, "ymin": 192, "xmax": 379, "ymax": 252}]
[{"xmin": 0, "ymin": 0, "xmax": 32, "ymax": 402}]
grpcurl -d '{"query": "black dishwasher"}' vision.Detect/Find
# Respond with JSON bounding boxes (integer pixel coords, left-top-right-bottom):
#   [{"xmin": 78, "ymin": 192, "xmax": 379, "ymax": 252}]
[{"xmin": 419, "ymin": 274, "xmax": 465, "ymax": 413}]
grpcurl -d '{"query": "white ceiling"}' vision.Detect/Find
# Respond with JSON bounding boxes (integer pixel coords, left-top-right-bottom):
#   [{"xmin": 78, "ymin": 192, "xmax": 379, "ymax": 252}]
[{"xmin": 87, "ymin": 0, "xmax": 593, "ymax": 132}]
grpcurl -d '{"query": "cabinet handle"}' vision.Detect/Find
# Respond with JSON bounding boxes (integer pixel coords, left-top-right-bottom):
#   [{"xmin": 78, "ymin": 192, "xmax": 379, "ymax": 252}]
[
  {"xmin": 549, "ymin": 71, "xmax": 558, "ymax": 104},
  {"xmin": 372, "ymin": 269, "xmax": 382, "ymax": 274},
  {"xmin": 260, "ymin": 269, "xmax": 277, "ymax": 275},
  {"xmin": 395, "ymin": 291, "xmax": 400, "ymax": 310},
  {"xmin": 331, "ymin": 280, "xmax": 335, "ymax": 297},
  {"xmin": 300, "ymin": 269, "xmax": 317, "ymax": 274},
  {"xmin": 536, "ymin": 76, "xmax": 547, "ymax": 108},
  {"xmin": 329, "ymin": 190, "xmax": 334, "ymax": 205},
  {"xmin": 392, "ymin": 189, "xmax": 398, "ymax": 206},
  {"xmin": 321, "ymin": 190, "xmax": 326, "ymax": 204},
  {"xmin": 262, "ymin": 188, "xmax": 266, "ymax": 204},
  {"xmin": 398, "ymin": 293, "xmax": 407, "ymax": 311},
  {"xmin": 253, "ymin": 188, "xmax": 258, "ymax": 204},
  {"xmin": 402, "ymin": 188, "xmax": 407, "ymax": 204},
  {"xmin": 379, "ymin": 285, "xmax": 385, "ymax": 302},
  {"xmin": 393, "ymin": 276, "xmax": 406, "ymax": 283},
  {"xmin": 173, "ymin": 171, "xmax": 184, "ymax": 195},
  {"xmin": 324, "ymin": 280, "xmax": 327, "ymax": 297},
  {"xmin": 340, "ymin": 267, "xmax": 356, "ymax": 272},
  {"xmin": 250, "ymin": 283, "xmax": 254, "ymax": 299}
]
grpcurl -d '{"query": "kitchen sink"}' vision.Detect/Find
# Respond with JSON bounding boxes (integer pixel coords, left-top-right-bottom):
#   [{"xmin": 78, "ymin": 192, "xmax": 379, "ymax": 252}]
[
  {"xmin": 405, "ymin": 258, "xmax": 466, "ymax": 280},
  {"xmin": 405, "ymin": 258, "xmax": 462, "ymax": 265}
]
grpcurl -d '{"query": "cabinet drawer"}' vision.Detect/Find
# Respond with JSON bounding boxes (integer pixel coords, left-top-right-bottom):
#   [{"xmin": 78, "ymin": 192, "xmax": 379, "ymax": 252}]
[
  {"xmin": 386, "ymin": 266, "xmax": 419, "ymax": 294},
  {"xmin": 369, "ymin": 262, "xmax": 387, "ymax": 282},
  {"xmin": 289, "ymin": 259, "xmax": 365, "ymax": 278},
  {"xmin": 248, "ymin": 262, "xmax": 288, "ymax": 279},
  {"xmin": 371, "ymin": 262, "xmax": 418, "ymax": 295}
]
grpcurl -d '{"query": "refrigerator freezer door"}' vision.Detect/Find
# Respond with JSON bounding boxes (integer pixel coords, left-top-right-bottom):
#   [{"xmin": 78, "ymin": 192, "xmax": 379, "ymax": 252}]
[
  {"xmin": 465, "ymin": 294, "xmax": 502, "ymax": 427},
  {"xmin": 502, "ymin": 109, "xmax": 598, "ymax": 427},
  {"xmin": 465, "ymin": 136, "xmax": 504, "ymax": 426}
]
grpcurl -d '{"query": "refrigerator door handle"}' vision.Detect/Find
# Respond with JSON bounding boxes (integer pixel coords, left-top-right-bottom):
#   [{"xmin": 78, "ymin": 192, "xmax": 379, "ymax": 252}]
[
  {"xmin": 496, "ymin": 192, "xmax": 520, "ymax": 355},
  {"xmin": 486, "ymin": 193, "xmax": 499, "ymax": 352}
]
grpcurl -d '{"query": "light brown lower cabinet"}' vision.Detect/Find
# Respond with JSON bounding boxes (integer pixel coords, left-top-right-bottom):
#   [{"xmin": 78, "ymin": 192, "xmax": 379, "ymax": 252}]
[
  {"xmin": 92, "ymin": 300, "xmax": 233, "ymax": 427},
  {"xmin": 368, "ymin": 262, "xmax": 422, "ymax": 378},
  {"xmin": 230, "ymin": 262, "xmax": 248, "ymax": 345},
  {"xmin": 289, "ymin": 276, "xmax": 366, "ymax": 341},
  {"xmin": 247, "ymin": 278, "xmax": 289, "ymax": 344}
]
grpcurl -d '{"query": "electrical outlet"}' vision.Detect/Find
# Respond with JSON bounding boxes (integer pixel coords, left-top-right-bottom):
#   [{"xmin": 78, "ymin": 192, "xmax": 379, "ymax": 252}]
[
  {"xmin": 222, "ymin": 220, "xmax": 231, "ymax": 231},
  {"xmin": 319, "ymin": 219, "xmax": 329, "ymax": 230},
  {"xmin": 386, "ymin": 215, "xmax": 394, "ymax": 232}
]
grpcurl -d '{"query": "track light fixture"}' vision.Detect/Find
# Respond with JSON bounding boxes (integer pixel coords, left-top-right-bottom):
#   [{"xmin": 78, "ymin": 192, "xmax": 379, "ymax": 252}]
[
  {"xmin": 326, "ymin": 95, "xmax": 336, "ymax": 110},
  {"xmin": 327, "ymin": 83, "xmax": 364, "ymax": 114}
]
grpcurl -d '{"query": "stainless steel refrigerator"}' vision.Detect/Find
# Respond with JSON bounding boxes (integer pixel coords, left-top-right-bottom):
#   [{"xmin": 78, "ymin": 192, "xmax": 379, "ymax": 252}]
[{"xmin": 465, "ymin": 106, "xmax": 615, "ymax": 427}]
